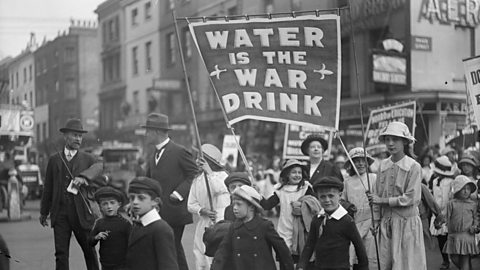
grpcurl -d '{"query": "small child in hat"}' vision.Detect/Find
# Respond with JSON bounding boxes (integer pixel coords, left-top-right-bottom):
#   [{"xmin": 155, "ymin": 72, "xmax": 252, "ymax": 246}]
[
  {"xmin": 211, "ymin": 185, "xmax": 294, "ymax": 270},
  {"xmin": 223, "ymin": 172, "xmax": 252, "ymax": 221},
  {"xmin": 89, "ymin": 186, "xmax": 132, "ymax": 270},
  {"xmin": 442, "ymin": 175, "xmax": 480, "ymax": 270},
  {"xmin": 297, "ymin": 176, "xmax": 368, "ymax": 270},
  {"xmin": 125, "ymin": 177, "xmax": 178, "ymax": 270}
]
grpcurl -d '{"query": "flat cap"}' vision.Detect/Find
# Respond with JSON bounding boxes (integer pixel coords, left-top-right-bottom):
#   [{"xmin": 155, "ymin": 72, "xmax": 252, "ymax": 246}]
[
  {"xmin": 94, "ymin": 186, "xmax": 126, "ymax": 205},
  {"xmin": 312, "ymin": 176, "xmax": 344, "ymax": 192},
  {"xmin": 224, "ymin": 172, "xmax": 251, "ymax": 187},
  {"xmin": 128, "ymin": 176, "xmax": 163, "ymax": 198}
]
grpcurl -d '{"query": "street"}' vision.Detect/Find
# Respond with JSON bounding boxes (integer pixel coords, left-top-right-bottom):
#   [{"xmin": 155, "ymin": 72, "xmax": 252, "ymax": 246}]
[{"xmin": 1, "ymin": 200, "xmax": 479, "ymax": 270}]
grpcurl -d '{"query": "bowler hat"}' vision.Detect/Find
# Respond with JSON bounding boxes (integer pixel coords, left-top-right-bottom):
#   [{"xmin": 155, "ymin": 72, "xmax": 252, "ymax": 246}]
[
  {"xmin": 300, "ymin": 134, "xmax": 328, "ymax": 156},
  {"xmin": 232, "ymin": 185, "xmax": 263, "ymax": 211},
  {"xmin": 94, "ymin": 186, "xmax": 126, "ymax": 205},
  {"xmin": 224, "ymin": 172, "xmax": 251, "ymax": 187},
  {"xmin": 378, "ymin": 121, "xmax": 415, "ymax": 144},
  {"xmin": 59, "ymin": 118, "xmax": 88, "ymax": 133},
  {"xmin": 141, "ymin": 113, "xmax": 171, "ymax": 130},
  {"xmin": 312, "ymin": 176, "xmax": 344, "ymax": 192}
]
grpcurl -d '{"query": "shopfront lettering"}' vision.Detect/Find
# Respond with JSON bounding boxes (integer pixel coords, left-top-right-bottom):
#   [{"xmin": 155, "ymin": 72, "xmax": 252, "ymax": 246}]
[
  {"xmin": 471, "ymin": 69, "xmax": 480, "ymax": 85},
  {"xmin": 420, "ymin": 0, "xmax": 480, "ymax": 27},
  {"xmin": 441, "ymin": 102, "xmax": 467, "ymax": 113}
]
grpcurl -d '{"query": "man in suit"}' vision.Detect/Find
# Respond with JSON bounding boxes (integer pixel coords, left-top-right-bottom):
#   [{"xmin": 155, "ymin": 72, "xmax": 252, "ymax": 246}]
[
  {"xmin": 40, "ymin": 118, "xmax": 102, "ymax": 270},
  {"xmin": 142, "ymin": 113, "xmax": 198, "ymax": 270},
  {"xmin": 300, "ymin": 134, "xmax": 344, "ymax": 183}
]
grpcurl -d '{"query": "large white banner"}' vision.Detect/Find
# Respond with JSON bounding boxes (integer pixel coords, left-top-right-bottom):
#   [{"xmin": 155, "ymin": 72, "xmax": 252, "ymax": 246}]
[{"xmin": 464, "ymin": 55, "xmax": 480, "ymax": 127}]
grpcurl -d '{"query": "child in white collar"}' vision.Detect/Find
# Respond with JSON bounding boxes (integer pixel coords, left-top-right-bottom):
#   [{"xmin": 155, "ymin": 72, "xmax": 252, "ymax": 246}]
[{"xmin": 297, "ymin": 176, "xmax": 368, "ymax": 270}]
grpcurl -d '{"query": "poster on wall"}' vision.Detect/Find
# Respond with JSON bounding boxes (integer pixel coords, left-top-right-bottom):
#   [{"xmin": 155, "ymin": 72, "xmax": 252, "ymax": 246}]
[
  {"xmin": 365, "ymin": 101, "xmax": 416, "ymax": 151},
  {"xmin": 189, "ymin": 14, "xmax": 341, "ymax": 129},
  {"xmin": 282, "ymin": 124, "xmax": 332, "ymax": 160},
  {"xmin": 463, "ymin": 55, "xmax": 480, "ymax": 127}
]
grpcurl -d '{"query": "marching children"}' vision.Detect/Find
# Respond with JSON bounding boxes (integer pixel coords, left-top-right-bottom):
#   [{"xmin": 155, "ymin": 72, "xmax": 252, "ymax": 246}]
[
  {"xmin": 223, "ymin": 172, "xmax": 252, "ymax": 221},
  {"xmin": 297, "ymin": 176, "xmax": 368, "ymax": 270},
  {"xmin": 260, "ymin": 159, "xmax": 314, "ymax": 265},
  {"xmin": 89, "ymin": 186, "xmax": 131, "ymax": 270},
  {"xmin": 442, "ymin": 175, "xmax": 479, "ymax": 270},
  {"xmin": 367, "ymin": 121, "xmax": 427, "ymax": 270},
  {"xmin": 343, "ymin": 147, "xmax": 378, "ymax": 269},
  {"xmin": 126, "ymin": 177, "xmax": 178, "ymax": 270},
  {"xmin": 211, "ymin": 185, "xmax": 294, "ymax": 270}
]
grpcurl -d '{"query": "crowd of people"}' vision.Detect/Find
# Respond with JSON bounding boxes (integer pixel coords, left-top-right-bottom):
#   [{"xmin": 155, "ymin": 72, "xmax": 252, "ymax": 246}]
[{"xmin": 31, "ymin": 114, "xmax": 480, "ymax": 270}]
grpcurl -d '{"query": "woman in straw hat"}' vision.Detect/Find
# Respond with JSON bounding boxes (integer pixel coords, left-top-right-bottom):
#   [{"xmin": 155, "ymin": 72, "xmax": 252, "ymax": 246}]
[
  {"xmin": 343, "ymin": 147, "xmax": 378, "ymax": 269},
  {"xmin": 429, "ymin": 155, "xmax": 455, "ymax": 269},
  {"xmin": 367, "ymin": 121, "xmax": 427, "ymax": 270},
  {"xmin": 187, "ymin": 144, "xmax": 230, "ymax": 270}
]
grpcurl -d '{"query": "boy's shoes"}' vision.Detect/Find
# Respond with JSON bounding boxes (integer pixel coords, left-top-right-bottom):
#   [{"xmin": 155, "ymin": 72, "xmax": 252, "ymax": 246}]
[{"xmin": 439, "ymin": 261, "xmax": 449, "ymax": 269}]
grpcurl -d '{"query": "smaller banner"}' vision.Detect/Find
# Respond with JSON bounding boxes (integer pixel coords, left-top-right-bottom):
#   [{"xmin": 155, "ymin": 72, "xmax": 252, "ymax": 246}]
[
  {"xmin": 221, "ymin": 135, "xmax": 241, "ymax": 166},
  {"xmin": 464, "ymin": 55, "xmax": 480, "ymax": 127},
  {"xmin": 283, "ymin": 124, "xmax": 332, "ymax": 160},
  {"xmin": 365, "ymin": 101, "xmax": 416, "ymax": 150}
]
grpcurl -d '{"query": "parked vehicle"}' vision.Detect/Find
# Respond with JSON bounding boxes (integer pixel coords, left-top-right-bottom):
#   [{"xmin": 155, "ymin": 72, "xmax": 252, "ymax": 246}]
[{"xmin": 17, "ymin": 163, "xmax": 42, "ymax": 199}]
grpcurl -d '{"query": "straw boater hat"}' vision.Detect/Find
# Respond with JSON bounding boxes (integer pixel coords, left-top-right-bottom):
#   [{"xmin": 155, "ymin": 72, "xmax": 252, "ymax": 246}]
[
  {"xmin": 59, "ymin": 118, "xmax": 88, "ymax": 133},
  {"xmin": 300, "ymin": 134, "xmax": 328, "ymax": 156},
  {"xmin": 201, "ymin": 144, "xmax": 224, "ymax": 169},
  {"xmin": 232, "ymin": 185, "xmax": 263, "ymax": 210},
  {"xmin": 140, "ymin": 113, "xmax": 171, "ymax": 130},
  {"xmin": 345, "ymin": 147, "xmax": 374, "ymax": 170},
  {"xmin": 458, "ymin": 153, "xmax": 479, "ymax": 168},
  {"xmin": 432, "ymin": 156, "xmax": 454, "ymax": 177},
  {"xmin": 378, "ymin": 121, "xmax": 415, "ymax": 144},
  {"xmin": 280, "ymin": 159, "xmax": 307, "ymax": 179},
  {"xmin": 452, "ymin": 175, "xmax": 477, "ymax": 195}
]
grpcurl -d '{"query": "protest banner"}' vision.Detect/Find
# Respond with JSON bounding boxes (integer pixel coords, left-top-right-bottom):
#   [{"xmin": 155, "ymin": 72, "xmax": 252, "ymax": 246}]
[
  {"xmin": 221, "ymin": 134, "xmax": 241, "ymax": 166},
  {"xmin": 464, "ymin": 55, "xmax": 480, "ymax": 127},
  {"xmin": 189, "ymin": 14, "xmax": 341, "ymax": 129},
  {"xmin": 283, "ymin": 124, "xmax": 332, "ymax": 160},
  {"xmin": 365, "ymin": 101, "xmax": 416, "ymax": 151}
]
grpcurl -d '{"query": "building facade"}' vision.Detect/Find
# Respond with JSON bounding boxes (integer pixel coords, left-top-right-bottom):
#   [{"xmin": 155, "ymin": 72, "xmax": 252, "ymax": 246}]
[{"xmin": 7, "ymin": 48, "xmax": 36, "ymax": 109}]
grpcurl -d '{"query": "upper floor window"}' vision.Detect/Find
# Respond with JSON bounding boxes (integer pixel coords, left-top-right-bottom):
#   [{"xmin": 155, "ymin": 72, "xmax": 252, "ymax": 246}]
[
  {"xmin": 29, "ymin": 65, "xmax": 32, "ymax": 81},
  {"xmin": 132, "ymin": 8, "xmax": 138, "ymax": 26},
  {"xmin": 183, "ymin": 28, "xmax": 192, "ymax": 59},
  {"xmin": 145, "ymin": 1, "xmax": 152, "ymax": 20},
  {"xmin": 132, "ymin": 46, "xmax": 139, "ymax": 75},
  {"xmin": 65, "ymin": 47, "xmax": 75, "ymax": 61},
  {"xmin": 167, "ymin": 33, "xmax": 176, "ymax": 65},
  {"xmin": 23, "ymin": 68, "xmax": 27, "ymax": 83},
  {"xmin": 145, "ymin": 41, "xmax": 152, "ymax": 72}
]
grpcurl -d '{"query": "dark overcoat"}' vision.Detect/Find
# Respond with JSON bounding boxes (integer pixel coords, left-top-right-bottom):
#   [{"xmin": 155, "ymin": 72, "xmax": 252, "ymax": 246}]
[
  {"xmin": 40, "ymin": 151, "xmax": 103, "ymax": 230},
  {"xmin": 146, "ymin": 140, "xmax": 198, "ymax": 226},
  {"xmin": 307, "ymin": 159, "xmax": 344, "ymax": 183},
  {"xmin": 211, "ymin": 215, "xmax": 294, "ymax": 270}
]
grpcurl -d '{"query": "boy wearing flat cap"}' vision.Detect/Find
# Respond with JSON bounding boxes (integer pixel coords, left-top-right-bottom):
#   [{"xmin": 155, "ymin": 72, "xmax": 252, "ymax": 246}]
[
  {"xmin": 223, "ymin": 172, "xmax": 252, "ymax": 221},
  {"xmin": 297, "ymin": 176, "xmax": 368, "ymax": 270},
  {"xmin": 211, "ymin": 185, "xmax": 294, "ymax": 270},
  {"xmin": 125, "ymin": 177, "xmax": 178, "ymax": 270},
  {"xmin": 89, "ymin": 186, "xmax": 131, "ymax": 270}
]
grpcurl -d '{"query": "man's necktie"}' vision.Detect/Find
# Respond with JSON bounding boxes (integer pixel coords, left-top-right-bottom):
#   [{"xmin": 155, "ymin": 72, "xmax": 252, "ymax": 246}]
[
  {"xmin": 155, "ymin": 147, "xmax": 165, "ymax": 165},
  {"xmin": 66, "ymin": 152, "xmax": 73, "ymax": 161}
]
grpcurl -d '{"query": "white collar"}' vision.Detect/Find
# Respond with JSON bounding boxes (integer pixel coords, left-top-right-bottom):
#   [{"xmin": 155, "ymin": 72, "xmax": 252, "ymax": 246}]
[
  {"xmin": 318, "ymin": 205, "xmax": 348, "ymax": 220},
  {"xmin": 64, "ymin": 148, "xmax": 78, "ymax": 157},
  {"xmin": 381, "ymin": 155, "xmax": 416, "ymax": 172},
  {"xmin": 155, "ymin": 138, "xmax": 170, "ymax": 151},
  {"xmin": 140, "ymin": 208, "xmax": 161, "ymax": 226}
]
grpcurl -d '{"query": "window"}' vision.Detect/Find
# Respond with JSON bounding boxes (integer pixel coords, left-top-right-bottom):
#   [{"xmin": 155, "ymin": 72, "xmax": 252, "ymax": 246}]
[
  {"xmin": 131, "ymin": 8, "xmax": 138, "ymax": 26},
  {"xmin": 102, "ymin": 22, "xmax": 107, "ymax": 44},
  {"xmin": 167, "ymin": 0, "xmax": 175, "ymax": 10},
  {"xmin": 42, "ymin": 122, "xmax": 47, "ymax": 142},
  {"xmin": 65, "ymin": 47, "xmax": 75, "ymax": 61},
  {"xmin": 42, "ymin": 58, "xmax": 47, "ymax": 73},
  {"xmin": 132, "ymin": 46, "xmax": 139, "ymax": 75},
  {"xmin": 29, "ymin": 65, "xmax": 32, "ymax": 81},
  {"xmin": 30, "ymin": 92, "xmax": 33, "ymax": 107},
  {"xmin": 65, "ymin": 78, "xmax": 76, "ymax": 99},
  {"xmin": 145, "ymin": 1, "xmax": 152, "ymax": 20},
  {"xmin": 108, "ymin": 20, "xmax": 115, "ymax": 41},
  {"xmin": 16, "ymin": 72, "xmax": 19, "ymax": 88},
  {"xmin": 23, "ymin": 68, "xmax": 27, "ymax": 83},
  {"xmin": 10, "ymin": 73, "xmax": 13, "ymax": 88},
  {"xmin": 228, "ymin": 6, "xmax": 237, "ymax": 15},
  {"xmin": 113, "ymin": 53, "xmax": 120, "ymax": 80},
  {"xmin": 55, "ymin": 80, "xmax": 59, "ymax": 92},
  {"xmin": 133, "ymin": 91, "xmax": 140, "ymax": 113},
  {"xmin": 264, "ymin": 0, "xmax": 274, "ymax": 13},
  {"xmin": 37, "ymin": 123, "xmax": 41, "ymax": 142},
  {"xmin": 167, "ymin": 33, "xmax": 176, "ymax": 65},
  {"xmin": 145, "ymin": 41, "xmax": 152, "ymax": 72},
  {"xmin": 183, "ymin": 28, "xmax": 192, "ymax": 59}
]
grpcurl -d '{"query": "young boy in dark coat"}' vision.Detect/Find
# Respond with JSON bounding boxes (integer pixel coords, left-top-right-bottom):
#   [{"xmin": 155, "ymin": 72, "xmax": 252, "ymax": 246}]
[
  {"xmin": 89, "ymin": 186, "xmax": 131, "ymax": 270},
  {"xmin": 212, "ymin": 185, "xmax": 294, "ymax": 270},
  {"xmin": 125, "ymin": 177, "xmax": 178, "ymax": 270},
  {"xmin": 297, "ymin": 176, "xmax": 368, "ymax": 270},
  {"xmin": 223, "ymin": 172, "xmax": 252, "ymax": 221}
]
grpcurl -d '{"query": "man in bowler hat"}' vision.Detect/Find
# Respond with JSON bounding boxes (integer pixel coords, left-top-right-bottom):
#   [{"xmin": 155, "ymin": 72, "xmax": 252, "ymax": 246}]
[
  {"xmin": 142, "ymin": 113, "xmax": 198, "ymax": 270},
  {"xmin": 40, "ymin": 118, "xmax": 103, "ymax": 270}
]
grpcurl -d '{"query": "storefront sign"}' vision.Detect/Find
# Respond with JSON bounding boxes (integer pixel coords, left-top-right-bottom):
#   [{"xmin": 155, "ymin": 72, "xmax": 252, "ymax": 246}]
[
  {"xmin": 189, "ymin": 15, "xmax": 341, "ymax": 129},
  {"xmin": 282, "ymin": 124, "xmax": 332, "ymax": 160},
  {"xmin": 365, "ymin": 101, "xmax": 416, "ymax": 150},
  {"xmin": 372, "ymin": 54, "xmax": 407, "ymax": 85},
  {"xmin": 420, "ymin": 0, "xmax": 480, "ymax": 27},
  {"xmin": 463, "ymin": 55, "xmax": 480, "ymax": 126},
  {"xmin": 411, "ymin": 35, "xmax": 432, "ymax": 51},
  {"xmin": 0, "ymin": 109, "xmax": 34, "ymax": 136}
]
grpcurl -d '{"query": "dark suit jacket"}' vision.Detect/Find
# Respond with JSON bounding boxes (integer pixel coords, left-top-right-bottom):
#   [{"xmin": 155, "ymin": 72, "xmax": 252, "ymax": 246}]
[
  {"xmin": 126, "ymin": 219, "xmax": 178, "ymax": 270},
  {"xmin": 146, "ymin": 140, "xmax": 198, "ymax": 226},
  {"xmin": 307, "ymin": 159, "xmax": 344, "ymax": 183},
  {"xmin": 40, "ymin": 150, "xmax": 103, "ymax": 230},
  {"xmin": 211, "ymin": 215, "xmax": 294, "ymax": 270}
]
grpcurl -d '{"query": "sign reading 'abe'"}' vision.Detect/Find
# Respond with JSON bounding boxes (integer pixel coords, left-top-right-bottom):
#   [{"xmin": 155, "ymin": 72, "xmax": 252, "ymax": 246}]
[{"xmin": 189, "ymin": 15, "xmax": 341, "ymax": 129}]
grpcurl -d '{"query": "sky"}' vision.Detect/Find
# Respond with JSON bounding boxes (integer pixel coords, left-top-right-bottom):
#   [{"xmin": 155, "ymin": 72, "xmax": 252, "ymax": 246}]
[{"xmin": 0, "ymin": 0, "xmax": 105, "ymax": 59}]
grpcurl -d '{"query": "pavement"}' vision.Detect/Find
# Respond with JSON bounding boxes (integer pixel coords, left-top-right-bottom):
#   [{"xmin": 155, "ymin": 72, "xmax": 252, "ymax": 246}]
[{"xmin": 1, "ymin": 200, "xmax": 480, "ymax": 270}]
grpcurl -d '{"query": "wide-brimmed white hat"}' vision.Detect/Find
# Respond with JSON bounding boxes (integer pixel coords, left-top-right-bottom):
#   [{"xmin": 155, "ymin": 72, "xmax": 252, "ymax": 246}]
[
  {"xmin": 345, "ymin": 147, "xmax": 374, "ymax": 169},
  {"xmin": 232, "ymin": 185, "xmax": 263, "ymax": 211},
  {"xmin": 432, "ymin": 155, "xmax": 454, "ymax": 177},
  {"xmin": 452, "ymin": 175, "xmax": 477, "ymax": 195},
  {"xmin": 378, "ymin": 121, "xmax": 415, "ymax": 144},
  {"xmin": 201, "ymin": 144, "xmax": 223, "ymax": 168}
]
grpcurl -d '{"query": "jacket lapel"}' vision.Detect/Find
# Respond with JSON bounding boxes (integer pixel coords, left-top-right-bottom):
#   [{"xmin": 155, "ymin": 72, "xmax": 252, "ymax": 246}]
[
  {"xmin": 129, "ymin": 224, "xmax": 150, "ymax": 246},
  {"xmin": 155, "ymin": 141, "xmax": 172, "ymax": 166},
  {"xmin": 310, "ymin": 160, "xmax": 326, "ymax": 181}
]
